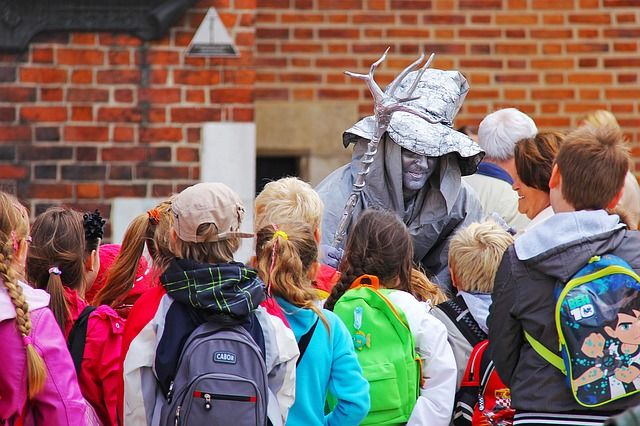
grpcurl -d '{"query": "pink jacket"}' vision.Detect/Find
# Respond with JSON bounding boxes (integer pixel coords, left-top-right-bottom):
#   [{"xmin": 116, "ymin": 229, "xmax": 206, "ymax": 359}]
[
  {"xmin": 63, "ymin": 287, "xmax": 124, "ymax": 426},
  {"xmin": 0, "ymin": 280, "xmax": 91, "ymax": 425}
]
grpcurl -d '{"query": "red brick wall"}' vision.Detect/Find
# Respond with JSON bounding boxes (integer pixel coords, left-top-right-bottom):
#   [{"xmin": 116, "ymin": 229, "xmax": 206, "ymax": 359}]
[
  {"xmin": 254, "ymin": 0, "xmax": 640, "ymax": 165},
  {"xmin": 1, "ymin": 0, "xmax": 640, "ymax": 229},
  {"xmin": 0, "ymin": 0, "xmax": 255, "ymax": 222}
]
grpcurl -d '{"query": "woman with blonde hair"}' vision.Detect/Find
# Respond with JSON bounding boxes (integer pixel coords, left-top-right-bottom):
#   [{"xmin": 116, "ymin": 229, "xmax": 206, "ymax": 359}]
[{"xmin": 0, "ymin": 192, "xmax": 92, "ymax": 424}]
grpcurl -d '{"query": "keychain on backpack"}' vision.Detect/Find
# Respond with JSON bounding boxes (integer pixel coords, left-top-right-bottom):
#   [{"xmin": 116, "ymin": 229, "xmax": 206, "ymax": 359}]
[{"xmin": 353, "ymin": 306, "xmax": 371, "ymax": 350}]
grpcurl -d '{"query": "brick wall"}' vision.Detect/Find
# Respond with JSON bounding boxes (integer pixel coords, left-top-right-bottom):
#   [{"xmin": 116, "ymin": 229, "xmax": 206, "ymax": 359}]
[
  {"xmin": 0, "ymin": 0, "xmax": 255, "ymax": 224},
  {"xmin": 1, "ymin": 0, "xmax": 640, "ymax": 231},
  {"xmin": 254, "ymin": 0, "xmax": 640, "ymax": 166}
]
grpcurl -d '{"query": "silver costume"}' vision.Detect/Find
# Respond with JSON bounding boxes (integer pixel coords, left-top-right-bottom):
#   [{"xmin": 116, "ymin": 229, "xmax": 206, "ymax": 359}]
[{"xmin": 316, "ymin": 68, "xmax": 485, "ymax": 291}]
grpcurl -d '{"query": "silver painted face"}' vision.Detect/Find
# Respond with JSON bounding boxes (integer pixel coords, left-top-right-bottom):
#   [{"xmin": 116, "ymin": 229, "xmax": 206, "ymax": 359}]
[{"xmin": 401, "ymin": 148, "xmax": 436, "ymax": 197}]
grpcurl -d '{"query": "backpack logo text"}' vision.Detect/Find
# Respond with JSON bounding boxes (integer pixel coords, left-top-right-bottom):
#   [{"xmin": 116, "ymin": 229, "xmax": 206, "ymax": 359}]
[{"xmin": 213, "ymin": 351, "xmax": 237, "ymax": 364}]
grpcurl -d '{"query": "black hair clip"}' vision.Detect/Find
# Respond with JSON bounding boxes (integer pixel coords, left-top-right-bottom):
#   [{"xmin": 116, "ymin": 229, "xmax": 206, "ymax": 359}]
[{"xmin": 83, "ymin": 209, "xmax": 106, "ymax": 241}]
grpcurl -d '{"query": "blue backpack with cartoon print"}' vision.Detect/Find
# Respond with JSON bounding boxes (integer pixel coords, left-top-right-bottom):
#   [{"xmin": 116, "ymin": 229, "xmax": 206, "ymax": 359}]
[{"xmin": 525, "ymin": 254, "xmax": 640, "ymax": 407}]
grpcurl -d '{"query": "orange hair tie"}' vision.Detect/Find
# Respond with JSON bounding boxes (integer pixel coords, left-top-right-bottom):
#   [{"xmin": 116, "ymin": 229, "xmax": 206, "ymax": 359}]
[{"xmin": 147, "ymin": 208, "xmax": 160, "ymax": 225}]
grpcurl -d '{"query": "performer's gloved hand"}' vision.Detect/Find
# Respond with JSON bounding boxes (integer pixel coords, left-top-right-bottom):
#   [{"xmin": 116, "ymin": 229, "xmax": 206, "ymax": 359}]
[{"xmin": 319, "ymin": 244, "xmax": 344, "ymax": 270}]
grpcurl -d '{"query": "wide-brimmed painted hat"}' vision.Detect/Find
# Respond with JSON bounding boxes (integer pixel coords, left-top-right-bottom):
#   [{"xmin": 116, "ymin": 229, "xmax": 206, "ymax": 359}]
[{"xmin": 343, "ymin": 68, "xmax": 484, "ymax": 176}]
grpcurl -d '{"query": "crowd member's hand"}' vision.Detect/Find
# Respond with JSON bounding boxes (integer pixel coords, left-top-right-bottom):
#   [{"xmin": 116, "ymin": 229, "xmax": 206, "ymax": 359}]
[{"xmin": 320, "ymin": 244, "xmax": 344, "ymax": 269}]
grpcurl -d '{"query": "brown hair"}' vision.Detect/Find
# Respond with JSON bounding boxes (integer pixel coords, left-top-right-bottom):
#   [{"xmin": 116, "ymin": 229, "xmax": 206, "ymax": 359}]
[
  {"xmin": 93, "ymin": 200, "xmax": 173, "ymax": 307},
  {"xmin": 556, "ymin": 125, "xmax": 629, "ymax": 210},
  {"xmin": 26, "ymin": 207, "xmax": 86, "ymax": 331},
  {"xmin": 448, "ymin": 221, "xmax": 514, "ymax": 294},
  {"xmin": 255, "ymin": 222, "xmax": 329, "ymax": 332},
  {"xmin": 325, "ymin": 209, "xmax": 414, "ymax": 311},
  {"xmin": 172, "ymin": 223, "xmax": 240, "ymax": 264},
  {"xmin": 514, "ymin": 131, "xmax": 565, "ymax": 193},
  {"xmin": 0, "ymin": 192, "xmax": 46, "ymax": 398}
]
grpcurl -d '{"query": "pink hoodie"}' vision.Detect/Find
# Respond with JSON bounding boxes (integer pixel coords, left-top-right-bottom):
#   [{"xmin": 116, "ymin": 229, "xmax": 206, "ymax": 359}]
[{"xmin": 0, "ymin": 280, "xmax": 94, "ymax": 425}]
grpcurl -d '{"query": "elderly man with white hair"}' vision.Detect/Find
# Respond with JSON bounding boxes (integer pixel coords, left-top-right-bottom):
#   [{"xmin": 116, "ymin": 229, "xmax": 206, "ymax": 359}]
[{"xmin": 463, "ymin": 108, "xmax": 537, "ymax": 232}]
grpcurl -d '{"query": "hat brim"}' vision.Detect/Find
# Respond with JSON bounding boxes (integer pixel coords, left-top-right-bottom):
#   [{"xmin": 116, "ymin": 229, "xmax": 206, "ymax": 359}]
[{"xmin": 343, "ymin": 112, "xmax": 484, "ymax": 176}]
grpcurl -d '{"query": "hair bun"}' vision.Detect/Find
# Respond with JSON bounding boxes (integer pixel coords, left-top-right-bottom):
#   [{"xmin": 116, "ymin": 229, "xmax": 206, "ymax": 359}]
[{"xmin": 83, "ymin": 209, "xmax": 105, "ymax": 241}]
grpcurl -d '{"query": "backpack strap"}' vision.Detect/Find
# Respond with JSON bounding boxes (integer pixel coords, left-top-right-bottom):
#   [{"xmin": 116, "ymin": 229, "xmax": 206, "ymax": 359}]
[
  {"xmin": 296, "ymin": 318, "xmax": 320, "ymax": 366},
  {"xmin": 439, "ymin": 296, "xmax": 487, "ymax": 347},
  {"xmin": 67, "ymin": 305, "xmax": 97, "ymax": 374},
  {"xmin": 523, "ymin": 330, "xmax": 566, "ymax": 375}
]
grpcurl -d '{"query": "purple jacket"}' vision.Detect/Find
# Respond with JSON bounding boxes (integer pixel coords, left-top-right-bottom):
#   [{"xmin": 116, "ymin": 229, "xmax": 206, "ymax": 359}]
[{"xmin": 0, "ymin": 280, "xmax": 93, "ymax": 425}]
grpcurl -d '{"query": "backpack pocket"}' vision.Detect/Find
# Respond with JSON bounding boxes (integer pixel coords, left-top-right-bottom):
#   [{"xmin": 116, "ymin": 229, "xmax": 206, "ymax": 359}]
[
  {"xmin": 364, "ymin": 362, "xmax": 402, "ymax": 412},
  {"xmin": 169, "ymin": 373, "xmax": 261, "ymax": 426}
]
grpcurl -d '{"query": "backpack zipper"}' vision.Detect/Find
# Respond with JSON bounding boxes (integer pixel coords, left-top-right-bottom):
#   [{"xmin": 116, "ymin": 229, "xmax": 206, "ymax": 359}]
[
  {"xmin": 469, "ymin": 341, "xmax": 488, "ymax": 383},
  {"xmin": 174, "ymin": 405, "xmax": 181, "ymax": 426}
]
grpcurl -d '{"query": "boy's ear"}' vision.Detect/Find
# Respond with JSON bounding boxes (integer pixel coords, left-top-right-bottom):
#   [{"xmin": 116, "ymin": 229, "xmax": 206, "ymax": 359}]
[
  {"xmin": 607, "ymin": 187, "xmax": 625, "ymax": 210},
  {"xmin": 449, "ymin": 266, "xmax": 460, "ymax": 291},
  {"xmin": 549, "ymin": 164, "xmax": 561, "ymax": 189},
  {"xmin": 313, "ymin": 228, "xmax": 321, "ymax": 244}
]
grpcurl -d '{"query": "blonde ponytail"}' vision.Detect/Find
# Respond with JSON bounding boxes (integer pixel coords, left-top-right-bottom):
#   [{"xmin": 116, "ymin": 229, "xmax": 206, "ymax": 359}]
[{"xmin": 256, "ymin": 223, "xmax": 329, "ymax": 333}]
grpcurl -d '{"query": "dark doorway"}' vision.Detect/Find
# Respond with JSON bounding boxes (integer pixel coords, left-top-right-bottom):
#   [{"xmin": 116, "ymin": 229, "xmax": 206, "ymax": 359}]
[{"xmin": 255, "ymin": 156, "xmax": 300, "ymax": 195}]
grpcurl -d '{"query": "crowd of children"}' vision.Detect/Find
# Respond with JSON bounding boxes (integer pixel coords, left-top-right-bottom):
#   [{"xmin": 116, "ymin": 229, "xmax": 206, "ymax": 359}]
[{"xmin": 3, "ymin": 111, "xmax": 640, "ymax": 426}]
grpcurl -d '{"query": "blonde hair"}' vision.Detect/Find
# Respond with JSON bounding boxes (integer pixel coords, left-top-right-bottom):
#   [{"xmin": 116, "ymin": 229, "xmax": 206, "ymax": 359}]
[
  {"xmin": 448, "ymin": 221, "xmax": 514, "ymax": 293},
  {"xmin": 582, "ymin": 110, "xmax": 620, "ymax": 129},
  {"xmin": 255, "ymin": 222, "xmax": 329, "ymax": 333},
  {"xmin": 0, "ymin": 192, "xmax": 46, "ymax": 398},
  {"xmin": 255, "ymin": 177, "xmax": 324, "ymax": 232},
  {"xmin": 411, "ymin": 268, "xmax": 448, "ymax": 305},
  {"xmin": 93, "ymin": 200, "xmax": 174, "ymax": 307}
]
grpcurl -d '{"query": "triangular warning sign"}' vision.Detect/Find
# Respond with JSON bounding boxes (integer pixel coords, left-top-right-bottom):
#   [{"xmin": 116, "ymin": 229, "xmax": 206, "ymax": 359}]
[{"xmin": 187, "ymin": 8, "xmax": 238, "ymax": 57}]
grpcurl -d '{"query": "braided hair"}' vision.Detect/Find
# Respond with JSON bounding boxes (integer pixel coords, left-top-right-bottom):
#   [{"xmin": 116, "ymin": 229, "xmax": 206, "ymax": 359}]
[
  {"xmin": 324, "ymin": 209, "xmax": 414, "ymax": 311},
  {"xmin": 0, "ymin": 192, "xmax": 46, "ymax": 398}
]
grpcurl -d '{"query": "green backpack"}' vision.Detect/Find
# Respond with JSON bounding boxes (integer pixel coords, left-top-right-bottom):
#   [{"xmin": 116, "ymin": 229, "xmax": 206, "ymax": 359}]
[{"xmin": 333, "ymin": 274, "xmax": 422, "ymax": 425}]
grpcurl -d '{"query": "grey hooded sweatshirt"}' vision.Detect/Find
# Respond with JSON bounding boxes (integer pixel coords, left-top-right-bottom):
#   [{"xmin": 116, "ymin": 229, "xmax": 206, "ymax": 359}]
[{"xmin": 489, "ymin": 210, "xmax": 640, "ymax": 413}]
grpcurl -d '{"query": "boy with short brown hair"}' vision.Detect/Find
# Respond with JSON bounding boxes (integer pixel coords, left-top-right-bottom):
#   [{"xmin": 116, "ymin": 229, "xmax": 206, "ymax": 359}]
[{"xmin": 489, "ymin": 124, "xmax": 640, "ymax": 424}]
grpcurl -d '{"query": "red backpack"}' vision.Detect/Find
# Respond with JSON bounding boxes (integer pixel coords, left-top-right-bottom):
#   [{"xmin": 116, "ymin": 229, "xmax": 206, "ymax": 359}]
[{"xmin": 453, "ymin": 340, "xmax": 514, "ymax": 426}]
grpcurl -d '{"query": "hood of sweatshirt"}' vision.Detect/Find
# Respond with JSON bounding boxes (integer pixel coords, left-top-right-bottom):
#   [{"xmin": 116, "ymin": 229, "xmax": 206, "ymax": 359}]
[
  {"xmin": 161, "ymin": 258, "xmax": 266, "ymax": 318},
  {"xmin": 514, "ymin": 210, "xmax": 626, "ymax": 282},
  {"xmin": 0, "ymin": 279, "xmax": 49, "ymax": 322}
]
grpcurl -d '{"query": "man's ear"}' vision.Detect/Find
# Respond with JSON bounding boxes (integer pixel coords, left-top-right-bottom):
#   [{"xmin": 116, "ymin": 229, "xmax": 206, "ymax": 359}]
[
  {"xmin": 313, "ymin": 228, "xmax": 321, "ymax": 244},
  {"xmin": 549, "ymin": 164, "xmax": 561, "ymax": 189},
  {"xmin": 607, "ymin": 187, "xmax": 625, "ymax": 210},
  {"xmin": 85, "ymin": 249, "xmax": 97, "ymax": 272}
]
